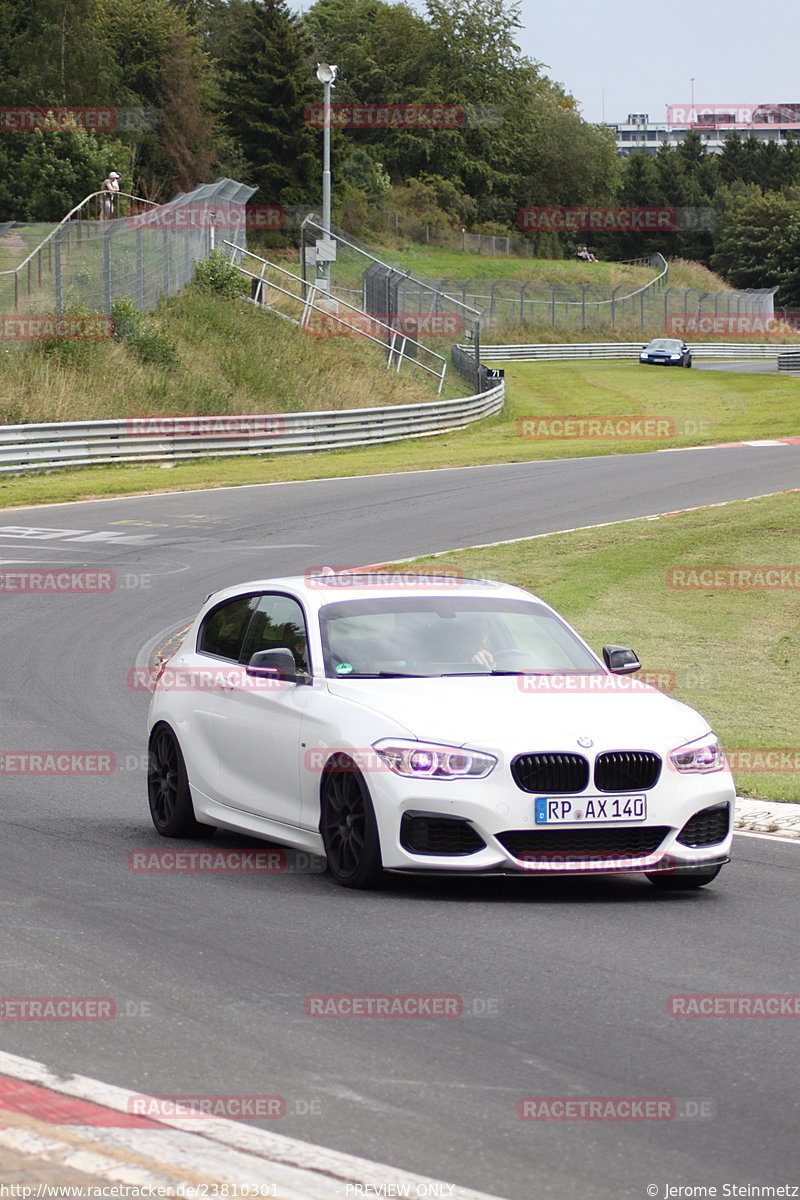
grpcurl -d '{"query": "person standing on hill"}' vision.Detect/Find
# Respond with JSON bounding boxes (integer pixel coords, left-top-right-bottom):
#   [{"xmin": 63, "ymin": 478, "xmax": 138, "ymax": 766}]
[{"xmin": 100, "ymin": 171, "xmax": 120, "ymax": 218}]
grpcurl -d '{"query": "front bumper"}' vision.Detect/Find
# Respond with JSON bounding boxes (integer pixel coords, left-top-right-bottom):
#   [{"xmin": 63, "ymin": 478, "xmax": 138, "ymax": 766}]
[{"xmin": 367, "ymin": 768, "xmax": 735, "ymax": 876}]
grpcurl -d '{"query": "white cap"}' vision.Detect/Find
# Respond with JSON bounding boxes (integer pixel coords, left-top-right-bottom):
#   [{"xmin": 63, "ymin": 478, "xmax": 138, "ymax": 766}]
[{"xmin": 109, "ymin": 171, "xmax": 120, "ymax": 179}]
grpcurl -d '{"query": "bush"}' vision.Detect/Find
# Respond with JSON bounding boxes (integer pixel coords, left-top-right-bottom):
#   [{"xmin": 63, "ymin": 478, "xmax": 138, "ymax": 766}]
[
  {"xmin": 130, "ymin": 326, "xmax": 179, "ymax": 367},
  {"xmin": 109, "ymin": 297, "xmax": 179, "ymax": 367},
  {"xmin": 110, "ymin": 298, "xmax": 140, "ymax": 342},
  {"xmin": 192, "ymin": 251, "xmax": 248, "ymax": 298},
  {"xmin": 31, "ymin": 306, "xmax": 106, "ymax": 367}
]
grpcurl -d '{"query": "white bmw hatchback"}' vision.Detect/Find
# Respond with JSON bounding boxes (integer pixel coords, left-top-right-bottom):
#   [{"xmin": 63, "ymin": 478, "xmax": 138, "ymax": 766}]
[{"xmin": 147, "ymin": 573, "xmax": 735, "ymax": 889}]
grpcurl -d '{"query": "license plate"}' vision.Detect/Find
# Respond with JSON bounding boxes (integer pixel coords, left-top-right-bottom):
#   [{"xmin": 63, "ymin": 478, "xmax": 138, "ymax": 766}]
[{"xmin": 535, "ymin": 796, "xmax": 647, "ymax": 824}]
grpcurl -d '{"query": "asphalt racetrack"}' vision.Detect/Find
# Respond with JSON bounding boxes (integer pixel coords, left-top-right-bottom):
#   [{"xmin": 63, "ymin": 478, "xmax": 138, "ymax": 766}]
[{"xmin": 1, "ymin": 443, "xmax": 799, "ymax": 1198}]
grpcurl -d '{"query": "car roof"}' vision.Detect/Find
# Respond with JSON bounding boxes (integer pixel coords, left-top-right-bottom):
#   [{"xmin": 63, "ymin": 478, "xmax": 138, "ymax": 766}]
[{"xmin": 202, "ymin": 573, "xmax": 539, "ymax": 611}]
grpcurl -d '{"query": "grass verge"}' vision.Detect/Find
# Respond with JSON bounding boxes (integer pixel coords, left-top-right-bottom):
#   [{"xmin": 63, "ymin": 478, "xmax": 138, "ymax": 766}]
[
  {"xmin": 392, "ymin": 491, "xmax": 800, "ymax": 803},
  {"xmin": 0, "ymin": 286, "xmax": 461, "ymax": 426},
  {"xmin": 2, "ymin": 359, "xmax": 798, "ymax": 509}
]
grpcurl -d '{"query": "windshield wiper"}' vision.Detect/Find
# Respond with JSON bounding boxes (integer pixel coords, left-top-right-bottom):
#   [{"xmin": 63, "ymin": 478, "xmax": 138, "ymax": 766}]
[{"xmin": 335, "ymin": 671, "xmax": 426, "ymax": 678}]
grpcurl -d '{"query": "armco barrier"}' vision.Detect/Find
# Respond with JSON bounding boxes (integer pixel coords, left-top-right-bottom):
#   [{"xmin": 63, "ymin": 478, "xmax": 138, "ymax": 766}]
[
  {"xmin": 0, "ymin": 385, "xmax": 504, "ymax": 474},
  {"xmin": 475, "ymin": 342, "xmax": 800, "ymax": 362},
  {"xmin": 777, "ymin": 351, "xmax": 800, "ymax": 371}
]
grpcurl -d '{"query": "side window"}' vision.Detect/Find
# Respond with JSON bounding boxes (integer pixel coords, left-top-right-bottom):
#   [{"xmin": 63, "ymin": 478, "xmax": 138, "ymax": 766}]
[
  {"xmin": 241, "ymin": 594, "xmax": 310, "ymax": 674},
  {"xmin": 198, "ymin": 595, "xmax": 260, "ymax": 661}
]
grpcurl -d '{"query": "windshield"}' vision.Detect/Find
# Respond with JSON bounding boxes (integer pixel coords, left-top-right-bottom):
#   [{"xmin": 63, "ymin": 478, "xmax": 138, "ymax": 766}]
[
  {"xmin": 318, "ymin": 597, "xmax": 602, "ymax": 679},
  {"xmin": 647, "ymin": 339, "xmax": 682, "ymax": 350}
]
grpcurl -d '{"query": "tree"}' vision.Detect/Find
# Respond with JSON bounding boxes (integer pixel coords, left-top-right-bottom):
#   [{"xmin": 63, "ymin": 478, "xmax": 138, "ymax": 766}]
[
  {"xmin": 153, "ymin": 22, "xmax": 218, "ymax": 194},
  {"xmin": 0, "ymin": 127, "xmax": 131, "ymax": 221},
  {"xmin": 97, "ymin": 0, "xmax": 220, "ymax": 199},
  {"xmin": 2, "ymin": 0, "xmax": 116, "ymax": 106},
  {"xmin": 711, "ymin": 190, "xmax": 797, "ymax": 299},
  {"xmin": 217, "ymin": 0, "xmax": 318, "ymax": 206},
  {"xmin": 718, "ymin": 133, "xmax": 746, "ymax": 184}
]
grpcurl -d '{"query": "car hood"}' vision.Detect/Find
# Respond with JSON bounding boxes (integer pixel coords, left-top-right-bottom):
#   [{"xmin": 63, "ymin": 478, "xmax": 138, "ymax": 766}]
[{"xmin": 325, "ymin": 675, "xmax": 710, "ymax": 753}]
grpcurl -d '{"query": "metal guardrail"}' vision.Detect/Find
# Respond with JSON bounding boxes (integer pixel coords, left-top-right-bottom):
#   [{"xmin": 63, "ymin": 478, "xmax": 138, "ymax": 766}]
[
  {"xmin": 0, "ymin": 385, "xmax": 504, "ymax": 475},
  {"xmin": 777, "ymin": 351, "xmax": 800, "ymax": 371},
  {"xmin": 475, "ymin": 342, "xmax": 800, "ymax": 361}
]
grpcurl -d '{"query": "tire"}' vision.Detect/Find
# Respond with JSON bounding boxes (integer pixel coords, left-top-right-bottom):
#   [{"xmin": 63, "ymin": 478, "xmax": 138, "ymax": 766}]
[
  {"xmin": 646, "ymin": 864, "xmax": 721, "ymax": 890},
  {"xmin": 147, "ymin": 723, "xmax": 215, "ymax": 838},
  {"xmin": 685, "ymin": 360, "xmax": 692, "ymax": 368},
  {"xmin": 320, "ymin": 755, "xmax": 384, "ymax": 888}
]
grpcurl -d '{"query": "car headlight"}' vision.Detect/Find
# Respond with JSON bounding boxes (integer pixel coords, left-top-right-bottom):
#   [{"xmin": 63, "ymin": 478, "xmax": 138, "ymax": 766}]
[
  {"xmin": 639, "ymin": 353, "xmax": 648, "ymax": 360},
  {"xmin": 670, "ymin": 354, "xmax": 681, "ymax": 360},
  {"xmin": 373, "ymin": 739, "xmax": 497, "ymax": 779},
  {"xmin": 670, "ymin": 733, "xmax": 725, "ymax": 773}
]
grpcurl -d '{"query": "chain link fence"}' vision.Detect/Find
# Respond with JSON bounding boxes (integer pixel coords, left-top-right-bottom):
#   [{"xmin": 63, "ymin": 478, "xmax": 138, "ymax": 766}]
[
  {"xmin": 300, "ymin": 215, "xmax": 484, "ymax": 386},
  {"xmin": 0, "ymin": 178, "xmax": 255, "ymax": 324},
  {"xmin": 412, "ymin": 261, "xmax": 776, "ymax": 334},
  {"xmin": 381, "ymin": 211, "xmax": 533, "ymax": 257}
]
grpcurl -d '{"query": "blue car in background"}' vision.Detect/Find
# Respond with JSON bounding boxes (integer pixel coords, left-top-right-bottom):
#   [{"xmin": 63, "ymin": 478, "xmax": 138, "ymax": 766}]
[{"xmin": 639, "ymin": 338, "xmax": 692, "ymax": 367}]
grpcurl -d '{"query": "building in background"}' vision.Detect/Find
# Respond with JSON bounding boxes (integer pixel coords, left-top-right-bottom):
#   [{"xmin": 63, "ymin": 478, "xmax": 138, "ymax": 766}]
[{"xmin": 612, "ymin": 104, "xmax": 800, "ymax": 154}]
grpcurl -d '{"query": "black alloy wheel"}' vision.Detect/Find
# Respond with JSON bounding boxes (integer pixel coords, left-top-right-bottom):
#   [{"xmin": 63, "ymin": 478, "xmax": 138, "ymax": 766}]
[
  {"xmin": 147, "ymin": 724, "xmax": 214, "ymax": 838},
  {"xmin": 320, "ymin": 755, "xmax": 384, "ymax": 888}
]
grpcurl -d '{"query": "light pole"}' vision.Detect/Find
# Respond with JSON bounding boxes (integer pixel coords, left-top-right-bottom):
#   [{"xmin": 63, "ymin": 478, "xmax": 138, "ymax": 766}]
[
  {"xmin": 316, "ymin": 62, "xmax": 337, "ymax": 291},
  {"xmin": 690, "ymin": 77, "xmax": 695, "ymax": 115}
]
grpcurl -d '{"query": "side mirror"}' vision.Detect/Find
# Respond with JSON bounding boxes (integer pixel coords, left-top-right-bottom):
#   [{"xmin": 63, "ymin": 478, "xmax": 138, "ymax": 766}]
[
  {"xmin": 602, "ymin": 644, "xmax": 641, "ymax": 675},
  {"xmin": 247, "ymin": 648, "xmax": 298, "ymax": 682}
]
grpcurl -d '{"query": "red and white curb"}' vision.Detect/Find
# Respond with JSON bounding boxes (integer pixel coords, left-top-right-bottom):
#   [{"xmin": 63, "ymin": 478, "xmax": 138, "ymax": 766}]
[{"xmin": 0, "ymin": 1051, "xmax": 499, "ymax": 1198}]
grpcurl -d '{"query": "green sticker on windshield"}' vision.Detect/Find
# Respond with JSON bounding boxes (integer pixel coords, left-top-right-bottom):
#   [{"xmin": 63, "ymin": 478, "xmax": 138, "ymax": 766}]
[{"xmin": 335, "ymin": 662, "xmax": 354, "ymax": 675}]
